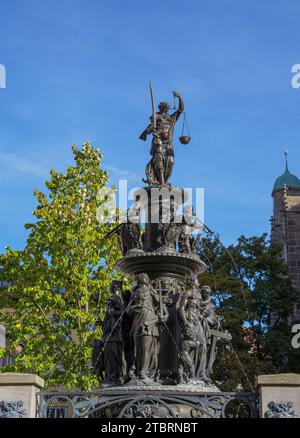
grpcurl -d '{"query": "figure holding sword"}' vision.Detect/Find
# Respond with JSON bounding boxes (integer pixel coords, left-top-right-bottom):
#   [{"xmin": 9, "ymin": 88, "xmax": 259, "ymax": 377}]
[{"xmin": 139, "ymin": 82, "xmax": 184, "ymax": 186}]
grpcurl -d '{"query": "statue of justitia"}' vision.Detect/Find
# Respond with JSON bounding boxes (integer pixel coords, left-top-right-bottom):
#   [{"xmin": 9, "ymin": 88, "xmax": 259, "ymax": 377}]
[{"xmin": 139, "ymin": 88, "xmax": 184, "ymax": 186}]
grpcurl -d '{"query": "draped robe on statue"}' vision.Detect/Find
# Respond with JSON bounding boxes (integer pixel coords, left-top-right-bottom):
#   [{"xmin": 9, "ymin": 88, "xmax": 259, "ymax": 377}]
[{"xmin": 128, "ymin": 291, "xmax": 159, "ymax": 380}]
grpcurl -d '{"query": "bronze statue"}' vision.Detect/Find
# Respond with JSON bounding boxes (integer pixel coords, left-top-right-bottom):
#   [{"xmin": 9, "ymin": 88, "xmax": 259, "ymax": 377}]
[
  {"xmin": 178, "ymin": 206, "xmax": 204, "ymax": 254},
  {"xmin": 127, "ymin": 273, "xmax": 167, "ymax": 384},
  {"xmin": 116, "ymin": 221, "xmax": 143, "ymax": 256},
  {"xmin": 178, "ymin": 275, "xmax": 200, "ymax": 383},
  {"xmin": 117, "ymin": 207, "xmax": 143, "ymax": 256},
  {"xmin": 140, "ymin": 86, "xmax": 184, "ymax": 186},
  {"xmin": 105, "ymin": 208, "xmax": 143, "ymax": 256},
  {"xmin": 100, "ymin": 281, "xmax": 126, "ymax": 386},
  {"xmin": 121, "ymin": 290, "xmax": 135, "ymax": 380},
  {"xmin": 157, "ymin": 201, "xmax": 181, "ymax": 252},
  {"xmin": 193, "ymin": 284, "xmax": 209, "ymax": 383},
  {"xmin": 200, "ymin": 285, "xmax": 229, "ymax": 379},
  {"xmin": 92, "ymin": 339, "xmax": 105, "ymax": 382},
  {"xmin": 178, "ymin": 276, "xmax": 213, "ymax": 384}
]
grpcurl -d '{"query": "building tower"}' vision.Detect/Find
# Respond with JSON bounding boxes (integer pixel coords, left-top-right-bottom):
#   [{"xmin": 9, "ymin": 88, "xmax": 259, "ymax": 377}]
[{"xmin": 271, "ymin": 150, "xmax": 300, "ymax": 323}]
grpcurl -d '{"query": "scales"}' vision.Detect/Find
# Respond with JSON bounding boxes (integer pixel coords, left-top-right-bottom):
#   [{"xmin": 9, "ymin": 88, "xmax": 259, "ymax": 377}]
[
  {"xmin": 172, "ymin": 91, "xmax": 191, "ymax": 144},
  {"xmin": 179, "ymin": 112, "xmax": 191, "ymax": 145}
]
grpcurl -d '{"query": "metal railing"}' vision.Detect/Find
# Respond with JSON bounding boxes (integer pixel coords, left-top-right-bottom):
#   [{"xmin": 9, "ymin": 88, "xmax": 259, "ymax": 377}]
[{"xmin": 37, "ymin": 388, "xmax": 259, "ymax": 418}]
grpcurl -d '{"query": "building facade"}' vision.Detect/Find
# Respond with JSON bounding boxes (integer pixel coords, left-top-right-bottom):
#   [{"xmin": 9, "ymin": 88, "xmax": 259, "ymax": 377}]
[{"xmin": 270, "ymin": 153, "xmax": 300, "ymax": 323}]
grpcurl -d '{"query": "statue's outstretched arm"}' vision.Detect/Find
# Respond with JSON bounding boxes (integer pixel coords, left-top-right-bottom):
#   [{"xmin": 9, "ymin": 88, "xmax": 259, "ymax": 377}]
[
  {"xmin": 172, "ymin": 91, "xmax": 184, "ymax": 120},
  {"xmin": 139, "ymin": 127, "xmax": 149, "ymax": 141}
]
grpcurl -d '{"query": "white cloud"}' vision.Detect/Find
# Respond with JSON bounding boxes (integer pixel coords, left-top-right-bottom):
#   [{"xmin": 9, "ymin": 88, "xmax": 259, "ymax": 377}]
[
  {"xmin": 0, "ymin": 149, "xmax": 47, "ymax": 177},
  {"xmin": 105, "ymin": 163, "xmax": 142, "ymax": 185}
]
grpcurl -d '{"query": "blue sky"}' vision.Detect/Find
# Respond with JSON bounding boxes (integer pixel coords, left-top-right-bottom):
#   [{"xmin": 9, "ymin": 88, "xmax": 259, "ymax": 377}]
[{"xmin": 1, "ymin": 0, "xmax": 300, "ymax": 249}]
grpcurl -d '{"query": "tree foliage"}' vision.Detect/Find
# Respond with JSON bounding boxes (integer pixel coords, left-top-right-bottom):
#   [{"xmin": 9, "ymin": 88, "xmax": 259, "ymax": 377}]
[
  {"xmin": 0, "ymin": 142, "xmax": 122, "ymax": 389},
  {"xmin": 197, "ymin": 233, "xmax": 300, "ymax": 391}
]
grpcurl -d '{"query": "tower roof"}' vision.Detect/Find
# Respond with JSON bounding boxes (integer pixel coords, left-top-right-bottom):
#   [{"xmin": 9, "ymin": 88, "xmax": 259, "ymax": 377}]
[{"xmin": 273, "ymin": 150, "xmax": 300, "ymax": 192}]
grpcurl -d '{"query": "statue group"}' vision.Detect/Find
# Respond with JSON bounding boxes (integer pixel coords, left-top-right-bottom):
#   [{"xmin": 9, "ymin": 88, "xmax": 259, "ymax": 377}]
[
  {"xmin": 93, "ymin": 274, "xmax": 227, "ymax": 387},
  {"xmin": 93, "ymin": 86, "xmax": 231, "ymax": 389},
  {"xmin": 114, "ymin": 203, "xmax": 204, "ymax": 257}
]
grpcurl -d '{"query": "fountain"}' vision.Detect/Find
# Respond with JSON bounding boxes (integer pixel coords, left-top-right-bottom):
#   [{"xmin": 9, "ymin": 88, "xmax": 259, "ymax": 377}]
[{"xmin": 88, "ymin": 85, "xmax": 237, "ymax": 418}]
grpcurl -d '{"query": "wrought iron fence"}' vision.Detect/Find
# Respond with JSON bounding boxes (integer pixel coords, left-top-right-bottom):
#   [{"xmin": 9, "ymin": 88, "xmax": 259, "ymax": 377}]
[{"xmin": 37, "ymin": 389, "xmax": 259, "ymax": 418}]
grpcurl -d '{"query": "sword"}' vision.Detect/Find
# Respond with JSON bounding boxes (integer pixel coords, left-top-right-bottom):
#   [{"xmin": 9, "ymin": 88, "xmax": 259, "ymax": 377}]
[{"xmin": 150, "ymin": 81, "xmax": 156, "ymax": 129}]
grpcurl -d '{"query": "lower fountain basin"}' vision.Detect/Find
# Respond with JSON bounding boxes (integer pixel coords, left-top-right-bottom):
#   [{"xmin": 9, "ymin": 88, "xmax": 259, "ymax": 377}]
[{"xmin": 115, "ymin": 251, "xmax": 207, "ymax": 280}]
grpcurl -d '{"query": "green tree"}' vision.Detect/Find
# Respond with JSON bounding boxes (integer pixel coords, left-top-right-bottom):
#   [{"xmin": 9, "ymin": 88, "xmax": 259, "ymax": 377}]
[
  {"xmin": 0, "ymin": 142, "xmax": 123, "ymax": 389},
  {"xmin": 197, "ymin": 233, "xmax": 300, "ymax": 391}
]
